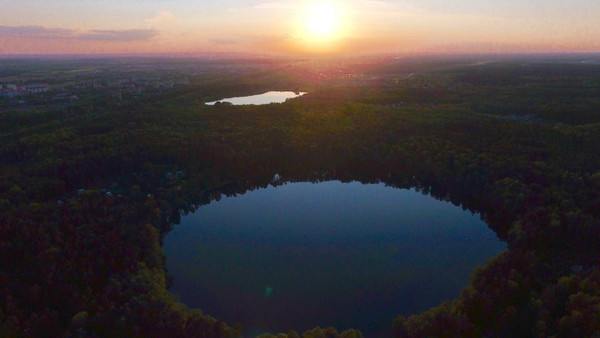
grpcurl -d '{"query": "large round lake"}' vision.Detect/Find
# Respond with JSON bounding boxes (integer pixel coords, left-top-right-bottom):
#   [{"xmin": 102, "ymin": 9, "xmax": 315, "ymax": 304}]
[{"xmin": 163, "ymin": 181, "xmax": 505, "ymax": 336}]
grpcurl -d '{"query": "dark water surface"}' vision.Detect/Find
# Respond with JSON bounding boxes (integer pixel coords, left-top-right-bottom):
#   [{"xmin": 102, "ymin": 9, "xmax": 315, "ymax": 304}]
[{"xmin": 163, "ymin": 181, "xmax": 505, "ymax": 336}]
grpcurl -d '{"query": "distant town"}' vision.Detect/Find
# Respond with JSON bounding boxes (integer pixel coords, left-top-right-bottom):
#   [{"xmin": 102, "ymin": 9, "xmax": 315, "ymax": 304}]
[{"xmin": 0, "ymin": 59, "xmax": 198, "ymax": 111}]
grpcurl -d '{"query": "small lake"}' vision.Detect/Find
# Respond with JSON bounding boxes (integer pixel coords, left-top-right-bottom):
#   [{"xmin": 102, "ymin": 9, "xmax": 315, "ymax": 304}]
[
  {"xmin": 205, "ymin": 91, "xmax": 307, "ymax": 105},
  {"xmin": 163, "ymin": 181, "xmax": 505, "ymax": 336}
]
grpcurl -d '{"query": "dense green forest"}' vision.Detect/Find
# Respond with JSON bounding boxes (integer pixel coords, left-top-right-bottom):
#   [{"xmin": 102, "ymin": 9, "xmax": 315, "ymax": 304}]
[{"xmin": 1, "ymin": 56, "xmax": 599, "ymax": 337}]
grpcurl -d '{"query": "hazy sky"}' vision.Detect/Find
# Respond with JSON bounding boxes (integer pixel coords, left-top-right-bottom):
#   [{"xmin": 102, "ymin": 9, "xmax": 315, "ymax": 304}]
[{"xmin": 1, "ymin": 0, "xmax": 599, "ymax": 55}]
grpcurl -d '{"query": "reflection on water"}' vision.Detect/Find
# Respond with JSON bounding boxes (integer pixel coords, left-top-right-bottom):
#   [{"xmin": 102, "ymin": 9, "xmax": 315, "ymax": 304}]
[
  {"xmin": 205, "ymin": 91, "xmax": 307, "ymax": 105},
  {"xmin": 163, "ymin": 181, "xmax": 505, "ymax": 336}
]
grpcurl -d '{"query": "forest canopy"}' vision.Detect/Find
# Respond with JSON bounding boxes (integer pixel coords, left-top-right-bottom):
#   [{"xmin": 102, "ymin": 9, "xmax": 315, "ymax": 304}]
[{"xmin": 1, "ymin": 55, "xmax": 599, "ymax": 337}]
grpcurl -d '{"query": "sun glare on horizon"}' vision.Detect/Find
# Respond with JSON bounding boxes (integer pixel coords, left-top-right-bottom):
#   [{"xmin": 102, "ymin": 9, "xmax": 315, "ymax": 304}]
[
  {"xmin": 307, "ymin": 3, "xmax": 337, "ymax": 38},
  {"xmin": 304, "ymin": 2, "xmax": 344, "ymax": 42}
]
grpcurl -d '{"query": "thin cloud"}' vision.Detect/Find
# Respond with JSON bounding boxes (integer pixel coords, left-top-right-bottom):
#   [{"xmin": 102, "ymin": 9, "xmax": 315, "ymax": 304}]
[
  {"xmin": 252, "ymin": 34, "xmax": 293, "ymax": 44},
  {"xmin": 145, "ymin": 11, "xmax": 178, "ymax": 24},
  {"xmin": 209, "ymin": 34, "xmax": 292, "ymax": 47},
  {"xmin": 254, "ymin": 1, "xmax": 300, "ymax": 10},
  {"xmin": 78, "ymin": 29, "xmax": 158, "ymax": 41},
  {"xmin": 207, "ymin": 34, "xmax": 295, "ymax": 53},
  {"xmin": 0, "ymin": 25, "xmax": 158, "ymax": 42},
  {"xmin": 209, "ymin": 38, "xmax": 239, "ymax": 45},
  {"xmin": 0, "ymin": 25, "xmax": 73, "ymax": 39},
  {"xmin": 350, "ymin": 0, "xmax": 424, "ymax": 14},
  {"xmin": 357, "ymin": 1, "xmax": 391, "ymax": 8}
]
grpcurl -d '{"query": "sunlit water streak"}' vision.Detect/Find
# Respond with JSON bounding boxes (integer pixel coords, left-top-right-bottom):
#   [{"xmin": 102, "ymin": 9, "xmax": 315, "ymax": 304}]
[{"xmin": 205, "ymin": 91, "xmax": 307, "ymax": 105}]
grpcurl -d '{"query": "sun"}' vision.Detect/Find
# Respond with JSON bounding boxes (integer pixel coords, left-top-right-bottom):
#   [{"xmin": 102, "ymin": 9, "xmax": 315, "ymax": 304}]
[
  {"xmin": 293, "ymin": 1, "xmax": 350, "ymax": 52},
  {"xmin": 305, "ymin": 2, "xmax": 339, "ymax": 40}
]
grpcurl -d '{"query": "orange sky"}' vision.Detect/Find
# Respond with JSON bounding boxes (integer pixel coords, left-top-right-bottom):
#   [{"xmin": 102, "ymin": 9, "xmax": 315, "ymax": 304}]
[{"xmin": 1, "ymin": 0, "xmax": 600, "ymax": 55}]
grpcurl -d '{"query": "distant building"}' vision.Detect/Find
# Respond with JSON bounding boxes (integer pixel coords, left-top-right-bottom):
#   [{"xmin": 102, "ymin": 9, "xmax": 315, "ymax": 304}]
[
  {"xmin": 108, "ymin": 79, "xmax": 128, "ymax": 88},
  {"xmin": 161, "ymin": 81, "xmax": 174, "ymax": 89},
  {"xmin": 174, "ymin": 79, "xmax": 190, "ymax": 86},
  {"xmin": 53, "ymin": 93, "xmax": 74, "ymax": 101},
  {"xmin": 25, "ymin": 84, "xmax": 49, "ymax": 94}
]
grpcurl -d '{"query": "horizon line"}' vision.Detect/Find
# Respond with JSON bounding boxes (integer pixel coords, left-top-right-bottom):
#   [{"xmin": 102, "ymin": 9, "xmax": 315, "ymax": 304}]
[{"xmin": 1, "ymin": 51, "xmax": 600, "ymax": 60}]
